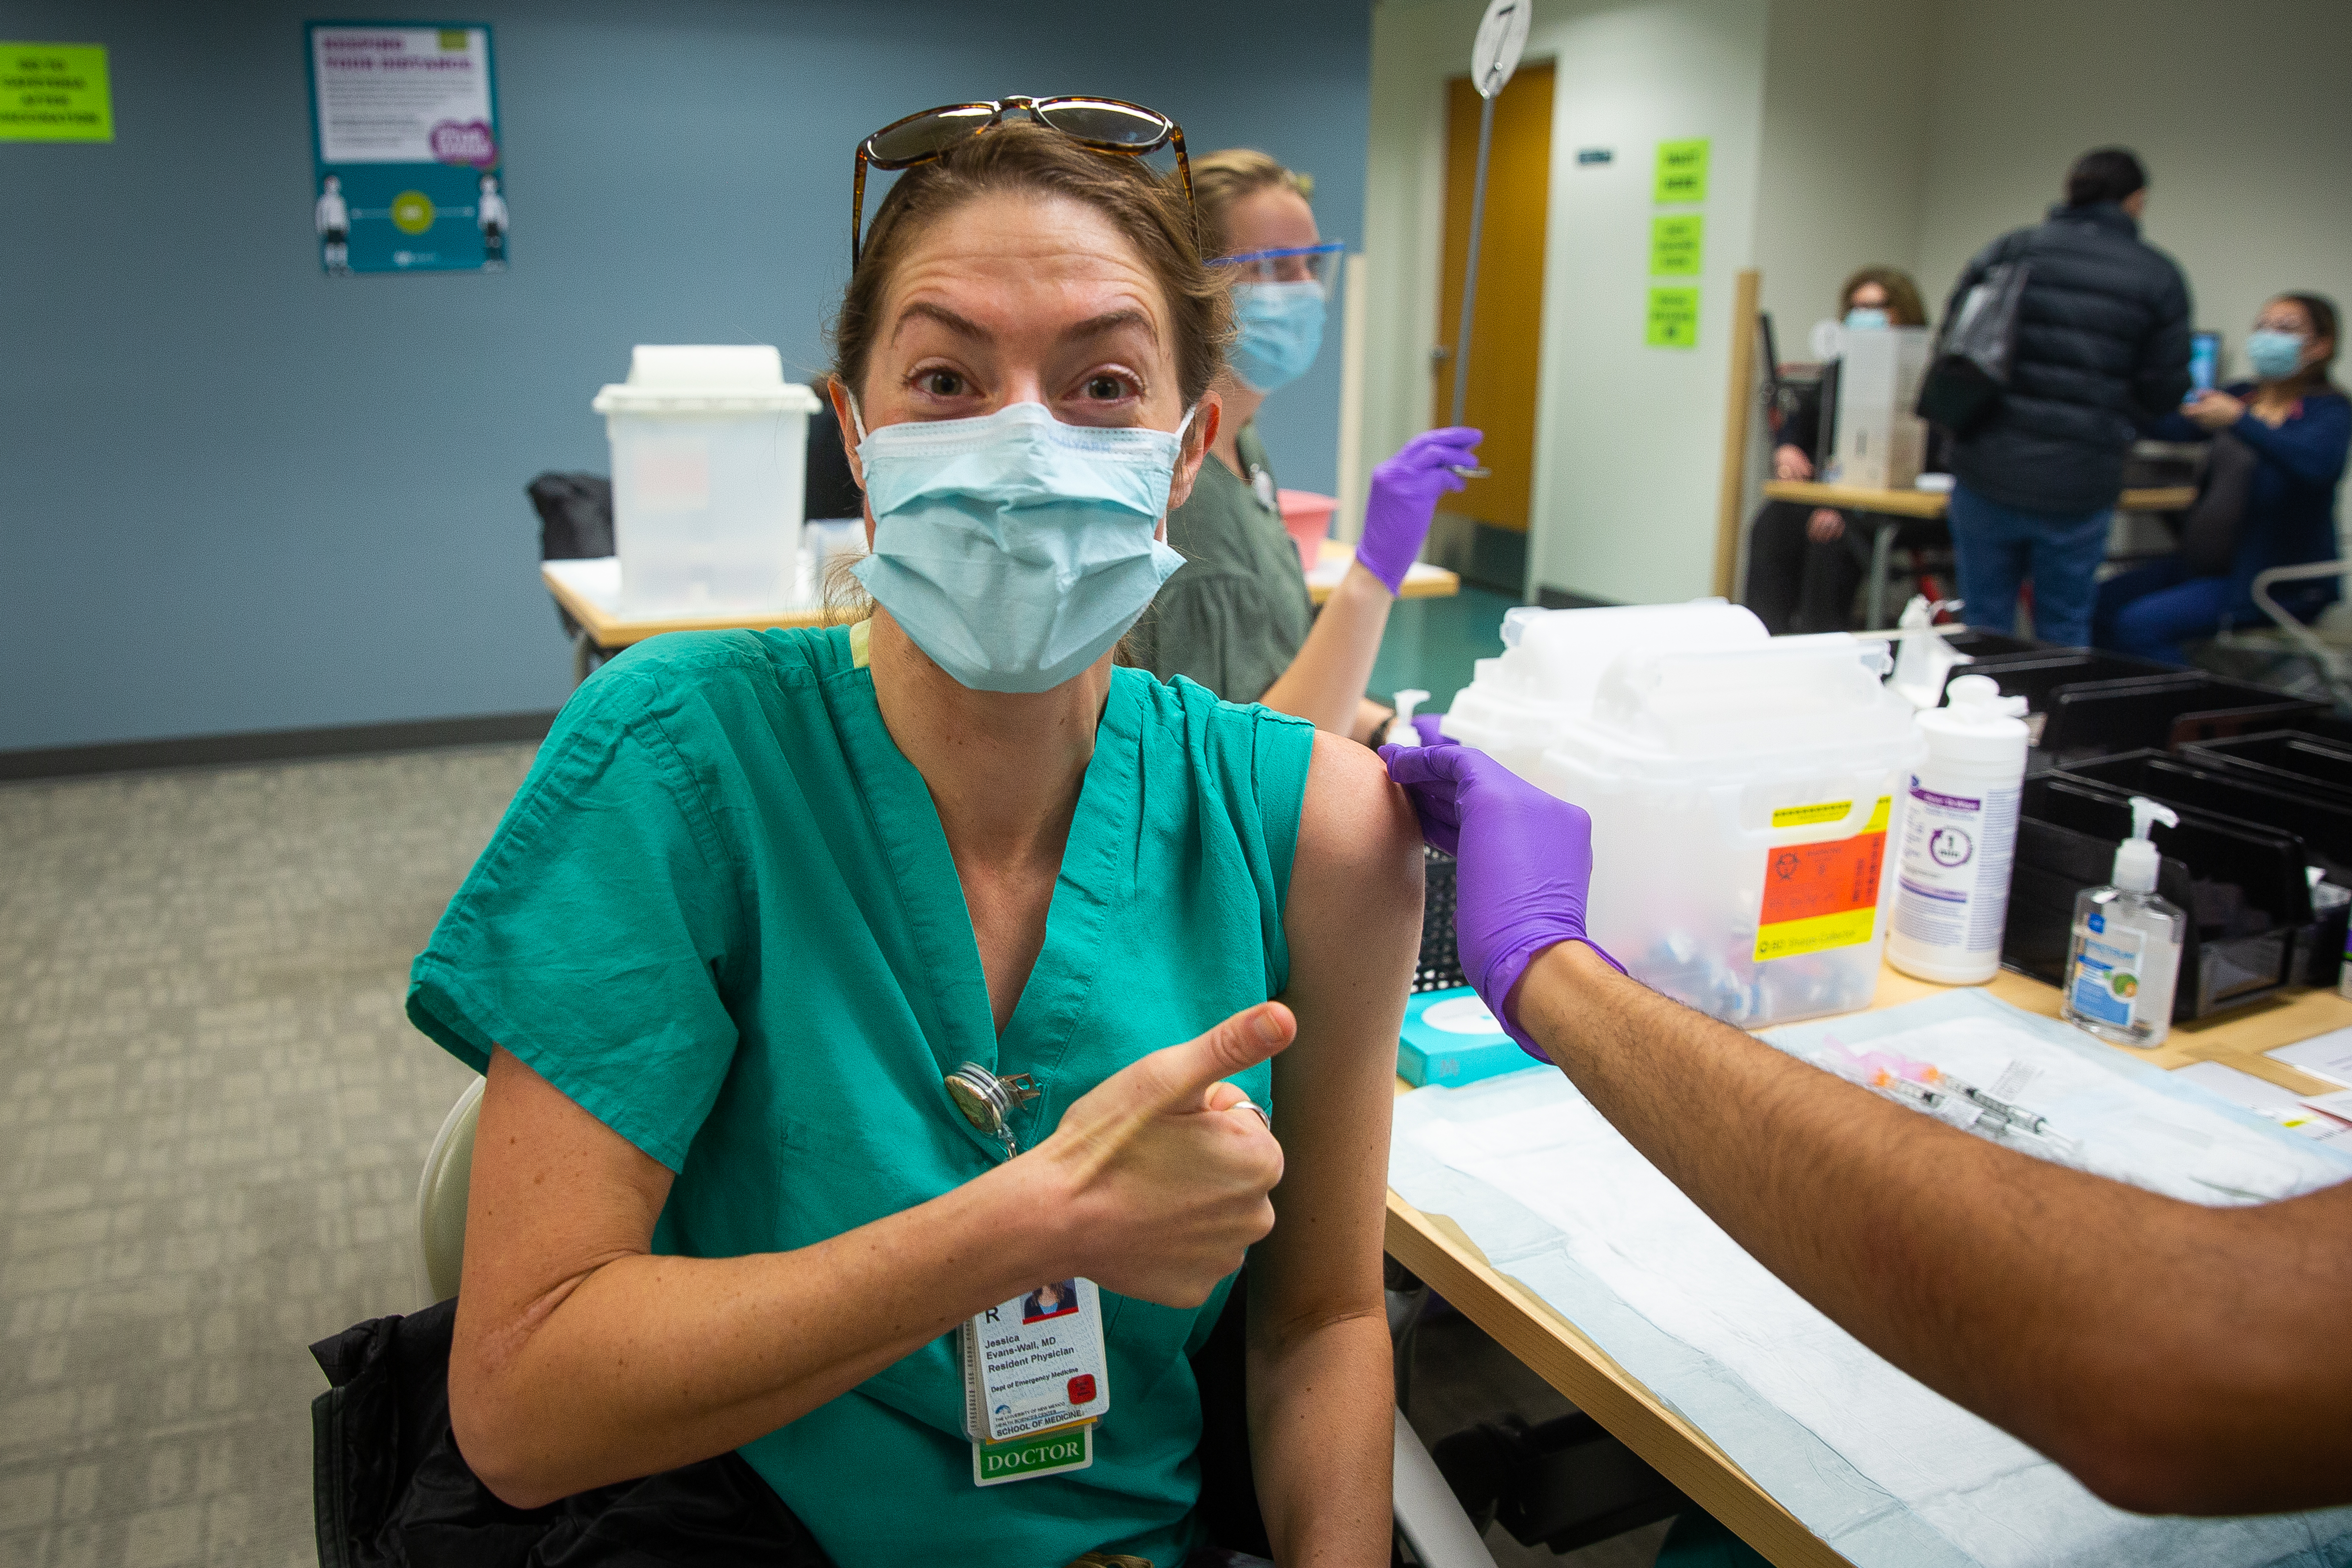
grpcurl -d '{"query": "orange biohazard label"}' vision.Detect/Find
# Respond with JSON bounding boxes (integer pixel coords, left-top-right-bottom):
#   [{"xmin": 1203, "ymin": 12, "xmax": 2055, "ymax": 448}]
[{"xmin": 1755, "ymin": 797, "xmax": 1891, "ymax": 961}]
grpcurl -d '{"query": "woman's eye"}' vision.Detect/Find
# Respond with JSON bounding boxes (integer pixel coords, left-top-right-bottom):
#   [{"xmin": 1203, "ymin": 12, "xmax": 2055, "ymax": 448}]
[
  {"xmin": 1084, "ymin": 374, "xmax": 1127, "ymax": 401},
  {"xmin": 918, "ymin": 369, "xmax": 967, "ymax": 398}
]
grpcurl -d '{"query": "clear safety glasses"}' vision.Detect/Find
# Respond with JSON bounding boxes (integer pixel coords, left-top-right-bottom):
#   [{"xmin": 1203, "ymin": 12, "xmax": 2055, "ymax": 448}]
[
  {"xmin": 852, "ymin": 95, "xmax": 1193, "ymax": 265},
  {"xmin": 1208, "ymin": 242, "xmax": 1346, "ymax": 295}
]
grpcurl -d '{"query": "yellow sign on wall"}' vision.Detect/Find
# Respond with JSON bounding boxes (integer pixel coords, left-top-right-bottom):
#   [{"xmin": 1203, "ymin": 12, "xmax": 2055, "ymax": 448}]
[
  {"xmin": 1653, "ymin": 138, "xmax": 1708, "ymax": 204},
  {"xmin": 1645, "ymin": 286, "xmax": 1699, "ymax": 349},
  {"xmin": 1649, "ymin": 214, "xmax": 1703, "ymax": 277},
  {"xmin": 0, "ymin": 43, "xmax": 112, "ymax": 142}
]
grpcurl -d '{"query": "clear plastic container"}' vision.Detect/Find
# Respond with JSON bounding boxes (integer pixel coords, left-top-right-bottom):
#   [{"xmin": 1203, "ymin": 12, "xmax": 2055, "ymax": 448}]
[
  {"xmin": 1533, "ymin": 635, "xmax": 1924, "ymax": 1027},
  {"xmin": 1441, "ymin": 600, "xmax": 1765, "ymax": 779},
  {"xmin": 593, "ymin": 345, "xmax": 819, "ymax": 616}
]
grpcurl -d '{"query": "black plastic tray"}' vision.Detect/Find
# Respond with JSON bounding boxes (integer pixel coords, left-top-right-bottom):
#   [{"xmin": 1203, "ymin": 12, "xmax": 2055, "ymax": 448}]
[
  {"xmin": 2003, "ymin": 816, "xmax": 2210, "ymax": 1019},
  {"xmin": 2022, "ymin": 776, "xmax": 2307, "ymax": 1015},
  {"xmin": 2061, "ymin": 749, "xmax": 2352, "ymax": 879},
  {"xmin": 2181, "ymin": 730, "xmax": 2352, "ymax": 807},
  {"xmin": 2038, "ymin": 673, "xmax": 2319, "ymax": 761}
]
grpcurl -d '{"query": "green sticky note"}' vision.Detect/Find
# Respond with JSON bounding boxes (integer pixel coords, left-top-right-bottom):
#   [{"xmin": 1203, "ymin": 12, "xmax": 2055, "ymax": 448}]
[
  {"xmin": 0, "ymin": 43, "xmax": 111, "ymax": 142},
  {"xmin": 1650, "ymin": 214, "xmax": 1703, "ymax": 277},
  {"xmin": 1653, "ymin": 138, "xmax": 1708, "ymax": 204},
  {"xmin": 1645, "ymin": 286, "xmax": 1700, "ymax": 349}
]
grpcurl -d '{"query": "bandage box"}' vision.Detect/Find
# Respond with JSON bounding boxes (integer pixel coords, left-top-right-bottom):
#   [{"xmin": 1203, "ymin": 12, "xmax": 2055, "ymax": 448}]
[
  {"xmin": 1397, "ymin": 987, "xmax": 1537, "ymax": 1088},
  {"xmin": 594, "ymin": 346, "xmax": 820, "ymax": 616}
]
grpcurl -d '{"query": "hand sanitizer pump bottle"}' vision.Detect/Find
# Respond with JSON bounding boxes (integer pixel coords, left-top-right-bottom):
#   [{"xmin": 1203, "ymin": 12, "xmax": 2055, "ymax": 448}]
[{"xmin": 2061, "ymin": 796, "xmax": 2185, "ymax": 1048}]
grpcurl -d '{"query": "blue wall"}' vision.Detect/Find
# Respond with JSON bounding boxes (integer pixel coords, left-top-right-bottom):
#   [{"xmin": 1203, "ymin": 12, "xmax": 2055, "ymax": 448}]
[{"xmin": 0, "ymin": 0, "xmax": 1371, "ymax": 751}]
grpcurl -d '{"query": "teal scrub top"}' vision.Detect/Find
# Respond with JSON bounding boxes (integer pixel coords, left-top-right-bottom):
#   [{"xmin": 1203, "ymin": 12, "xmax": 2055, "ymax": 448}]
[{"xmin": 406, "ymin": 622, "xmax": 1315, "ymax": 1567}]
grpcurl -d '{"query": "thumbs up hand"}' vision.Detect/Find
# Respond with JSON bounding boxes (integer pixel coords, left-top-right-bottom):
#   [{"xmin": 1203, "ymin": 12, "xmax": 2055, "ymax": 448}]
[{"xmin": 1030, "ymin": 1002, "xmax": 1293, "ymax": 1308}]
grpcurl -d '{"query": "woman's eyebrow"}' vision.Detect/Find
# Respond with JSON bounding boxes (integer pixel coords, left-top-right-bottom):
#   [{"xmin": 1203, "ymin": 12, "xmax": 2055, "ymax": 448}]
[
  {"xmin": 891, "ymin": 300, "xmax": 987, "ymax": 343},
  {"xmin": 1064, "ymin": 308, "xmax": 1157, "ymax": 346}
]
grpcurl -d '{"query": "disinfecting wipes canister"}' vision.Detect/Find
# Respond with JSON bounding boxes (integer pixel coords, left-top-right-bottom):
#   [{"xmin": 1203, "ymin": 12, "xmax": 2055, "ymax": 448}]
[{"xmin": 1888, "ymin": 675, "xmax": 2029, "ymax": 985}]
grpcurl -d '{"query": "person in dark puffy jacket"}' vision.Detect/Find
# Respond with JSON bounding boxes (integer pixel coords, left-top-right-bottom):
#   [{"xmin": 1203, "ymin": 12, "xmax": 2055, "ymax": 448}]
[{"xmin": 1939, "ymin": 148, "xmax": 2192, "ymax": 646}]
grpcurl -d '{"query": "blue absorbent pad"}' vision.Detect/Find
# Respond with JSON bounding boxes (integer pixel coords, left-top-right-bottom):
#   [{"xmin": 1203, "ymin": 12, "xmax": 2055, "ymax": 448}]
[{"xmin": 1398, "ymin": 987, "xmax": 1528, "ymax": 1087}]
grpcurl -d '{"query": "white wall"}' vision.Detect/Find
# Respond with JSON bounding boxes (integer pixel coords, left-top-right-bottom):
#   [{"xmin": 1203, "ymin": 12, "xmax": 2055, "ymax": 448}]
[
  {"xmin": 1915, "ymin": 0, "xmax": 2352, "ymax": 371},
  {"xmin": 1361, "ymin": 0, "xmax": 2352, "ymax": 608},
  {"xmin": 1366, "ymin": 0, "xmax": 1769, "ymax": 605},
  {"xmin": 1752, "ymin": 0, "xmax": 1934, "ymax": 337}
]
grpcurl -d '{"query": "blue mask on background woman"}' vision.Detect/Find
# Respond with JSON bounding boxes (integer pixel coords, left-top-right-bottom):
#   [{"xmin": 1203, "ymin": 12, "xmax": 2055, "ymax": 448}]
[
  {"xmin": 2245, "ymin": 329, "xmax": 2306, "ymax": 382},
  {"xmin": 1228, "ymin": 282, "xmax": 1326, "ymax": 394},
  {"xmin": 851, "ymin": 401, "xmax": 1189, "ymax": 693},
  {"xmin": 1844, "ymin": 306, "xmax": 1891, "ymax": 331}
]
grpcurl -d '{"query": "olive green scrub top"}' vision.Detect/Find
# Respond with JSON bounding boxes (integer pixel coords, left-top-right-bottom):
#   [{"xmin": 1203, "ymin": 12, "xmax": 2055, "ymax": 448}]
[
  {"xmin": 406, "ymin": 623, "xmax": 1314, "ymax": 1567},
  {"xmin": 1130, "ymin": 425, "xmax": 1317, "ymax": 705}
]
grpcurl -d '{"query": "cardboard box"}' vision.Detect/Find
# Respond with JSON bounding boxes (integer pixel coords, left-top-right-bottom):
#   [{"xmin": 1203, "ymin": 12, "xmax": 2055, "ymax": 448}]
[{"xmin": 1829, "ymin": 327, "xmax": 1932, "ymax": 491}]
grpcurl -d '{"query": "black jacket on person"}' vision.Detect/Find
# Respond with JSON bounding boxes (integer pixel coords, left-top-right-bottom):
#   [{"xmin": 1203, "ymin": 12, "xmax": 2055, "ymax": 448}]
[{"xmin": 1941, "ymin": 202, "xmax": 2192, "ymax": 516}]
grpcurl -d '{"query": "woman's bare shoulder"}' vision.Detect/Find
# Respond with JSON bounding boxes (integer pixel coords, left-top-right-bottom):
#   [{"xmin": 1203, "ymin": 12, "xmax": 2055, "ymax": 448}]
[{"xmin": 1291, "ymin": 732, "xmax": 1423, "ymax": 925}]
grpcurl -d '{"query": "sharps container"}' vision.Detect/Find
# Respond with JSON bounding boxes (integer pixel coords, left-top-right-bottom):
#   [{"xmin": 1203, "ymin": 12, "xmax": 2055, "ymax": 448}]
[
  {"xmin": 593, "ymin": 346, "xmax": 819, "ymax": 616},
  {"xmin": 1441, "ymin": 600, "xmax": 1769, "ymax": 780},
  {"xmin": 1535, "ymin": 635, "xmax": 1925, "ymax": 1028}
]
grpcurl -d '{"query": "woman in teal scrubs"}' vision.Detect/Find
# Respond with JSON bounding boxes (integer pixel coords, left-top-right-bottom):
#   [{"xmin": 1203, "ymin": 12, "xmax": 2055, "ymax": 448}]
[{"xmin": 406, "ymin": 107, "xmax": 1423, "ymax": 1566}]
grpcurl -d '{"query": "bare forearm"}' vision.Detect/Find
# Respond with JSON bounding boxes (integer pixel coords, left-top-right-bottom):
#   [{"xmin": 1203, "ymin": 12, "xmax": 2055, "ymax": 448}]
[
  {"xmin": 1258, "ymin": 565, "xmax": 1393, "ymax": 735},
  {"xmin": 1249, "ymin": 1311, "xmax": 1394, "ymax": 1565},
  {"xmin": 455, "ymin": 1162, "xmax": 1065, "ymax": 1506},
  {"xmin": 1515, "ymin": 942, "xmax": 2352, "ymax": 1513}
]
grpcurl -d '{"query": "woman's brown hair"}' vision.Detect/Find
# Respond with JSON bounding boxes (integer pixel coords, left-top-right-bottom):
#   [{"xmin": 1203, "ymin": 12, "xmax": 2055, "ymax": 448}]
[
  {"xmin": 830, "ymin": 119, "xmax": 1228, "ymax": 409},
  {"xmin": 1839, "ymin": 266, "xmax": 1929, "ymax": 329},
  {"xmin": 2277, "ymin": 292, "xmax": 2342, "ymax": 393},
  {"xmin": 1190, "ymin": 147, "xmax": 1308, "ymax": 259}
]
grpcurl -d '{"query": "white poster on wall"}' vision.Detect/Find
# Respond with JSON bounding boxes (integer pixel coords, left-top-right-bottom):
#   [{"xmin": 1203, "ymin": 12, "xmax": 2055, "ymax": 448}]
[{"xmin": 309, "ymin": 25, "xmax": 492, "ymax": 165}]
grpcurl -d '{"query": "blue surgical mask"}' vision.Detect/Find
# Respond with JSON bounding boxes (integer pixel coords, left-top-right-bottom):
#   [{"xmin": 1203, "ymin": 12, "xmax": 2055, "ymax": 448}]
[
  {"xmin": 849, "ymin": 400, "xmax": 1189, "ymax": 693},
  {"xmin": 1844, "ymin": 306, "xmax": 1891, "ymax": 331},
  {"xmin": 2245, "ymin": 329, "xmax": 2306, "ymax": 382},
  {"xmin": 1228, "ymin": 281, "xmax": 1326, "ymax": 394}
]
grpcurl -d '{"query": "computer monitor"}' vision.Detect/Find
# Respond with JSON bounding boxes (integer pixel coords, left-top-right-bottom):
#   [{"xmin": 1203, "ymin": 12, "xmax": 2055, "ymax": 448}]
[{"xmin": 2188, "ymin": 331, "xmax": 2221, "ymax": 397}]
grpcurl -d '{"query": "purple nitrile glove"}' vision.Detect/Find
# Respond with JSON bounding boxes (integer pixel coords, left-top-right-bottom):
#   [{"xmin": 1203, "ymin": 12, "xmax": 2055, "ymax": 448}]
[
  {"xmin": 1356, "ymin": 427, "xmax": 1483, "ymax": 595},
  {"xmin": 1379, "ymin": 743, "xmax": 1625, "ymax": 1059},
  {"xmin": 1410, "ymin": 712, "xmax": 1454, "ymax": 748}
]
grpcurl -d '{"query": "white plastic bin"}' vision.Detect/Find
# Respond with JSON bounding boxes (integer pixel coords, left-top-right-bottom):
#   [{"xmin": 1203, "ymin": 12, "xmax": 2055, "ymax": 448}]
[
  {"xmin": 1536, "ymin": 635, "xmax": 1924, "ymax": 1027},
  {"xmin": 593, "ymin": 346, "xmax": 820, "ymax": 616},
  {"xmin": 1442, "ymin": 600, "xmax": 1767, "ymax": 779}
]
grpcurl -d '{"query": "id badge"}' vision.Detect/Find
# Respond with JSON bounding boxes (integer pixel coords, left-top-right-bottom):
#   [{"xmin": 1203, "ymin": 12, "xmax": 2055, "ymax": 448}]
[{"xmin": 960, "ymin": 1277, "xmax": 1111, "ymax": 1485}]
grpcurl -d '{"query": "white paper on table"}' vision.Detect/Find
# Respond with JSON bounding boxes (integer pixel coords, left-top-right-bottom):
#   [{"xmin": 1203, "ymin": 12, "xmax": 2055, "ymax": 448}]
[
  {"xmin": 2171, "ymin": 1061, "xmax": 2352, "ymax": 1139},
  {"xmin": 2301, "ymin": 1086, "xmax": 2352, "ymax": 1124},
  {"xmin": 1388, "ymin": 989, "xmax": 2352, "ymax": 1568},
  {"xmin": 2267, "ymin": 1027, "xmax": 2352, "ymax": 1089}
]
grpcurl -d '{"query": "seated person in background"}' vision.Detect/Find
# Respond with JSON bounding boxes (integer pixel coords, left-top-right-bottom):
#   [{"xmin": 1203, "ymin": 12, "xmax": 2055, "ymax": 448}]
[
  {"xmin": 1129, "ymin": 147, "xmax": 1480, "ymax": 740},
  {"xmin": 2095, "ymin": 292, "xmax": 2349, "ymax": 665},
  {"xmin": 408, "ymin": 113, "xmax": 1422, "ymax": 1567},
  {"xmin": 1742, "ymin": 267, "xmax": 1932, "ymax": 634}
]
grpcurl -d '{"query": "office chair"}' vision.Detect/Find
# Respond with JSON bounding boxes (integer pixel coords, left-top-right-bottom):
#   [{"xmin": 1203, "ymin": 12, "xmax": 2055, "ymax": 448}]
[{"xmin": 412, "ymin": 1077, "xmax": 1494, "ymax": 1567}]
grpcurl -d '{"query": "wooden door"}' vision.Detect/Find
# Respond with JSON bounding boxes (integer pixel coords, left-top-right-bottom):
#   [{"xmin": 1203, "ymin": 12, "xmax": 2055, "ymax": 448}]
[{"xmin": 1432, "ymin": 61, "xmax": 1553, "ymax": 533}]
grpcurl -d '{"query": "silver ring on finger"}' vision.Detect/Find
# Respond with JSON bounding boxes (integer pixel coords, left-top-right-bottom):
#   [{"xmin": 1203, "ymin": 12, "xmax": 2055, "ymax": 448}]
[{"xmin": 1231, "ymin": 1098, "xmax": 1270, "ymax": 1130}]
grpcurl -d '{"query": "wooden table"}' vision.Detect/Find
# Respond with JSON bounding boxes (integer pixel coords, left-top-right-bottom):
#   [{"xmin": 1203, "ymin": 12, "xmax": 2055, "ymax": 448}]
[
  {"xmin": 1757, "ymin": 482, "xmax": 2200, "ymax": 632},
  {"xmin": 1384, "ymin": 963, "xmax": 2352, "ymax": 1567},
  {"xmin": 543, "ymin": 540, "xmax": 1460, "ymax": 681}
]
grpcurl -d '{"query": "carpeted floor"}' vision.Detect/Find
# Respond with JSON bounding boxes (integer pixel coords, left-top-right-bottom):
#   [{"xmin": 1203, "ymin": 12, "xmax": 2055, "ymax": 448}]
[{"xmin": 0, "ymin": 747, "xmax": 535, "ymax": 1568}]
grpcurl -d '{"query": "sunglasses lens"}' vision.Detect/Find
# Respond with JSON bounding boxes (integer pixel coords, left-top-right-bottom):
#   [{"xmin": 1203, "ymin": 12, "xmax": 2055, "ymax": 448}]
[
  {"xmin": 1036, "ymin": 99, "xmax": 1166, "ymax": 147},
  {"xmin": 869, "ymin": 104, "xmax": 996, "ymax": 163}
]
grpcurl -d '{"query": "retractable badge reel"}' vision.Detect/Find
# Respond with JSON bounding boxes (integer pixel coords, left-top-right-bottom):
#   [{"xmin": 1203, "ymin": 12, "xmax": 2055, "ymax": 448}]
[
  {"xmin": 944, "ymin": 1062, "xmax": 1040, "ymax": 1157},
  {"xmin": 942, "ymin": 1062, "xmax": 1116, "ymax": 1488}
]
